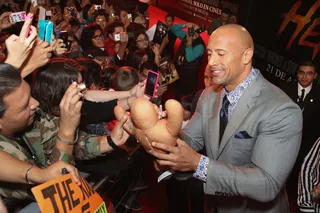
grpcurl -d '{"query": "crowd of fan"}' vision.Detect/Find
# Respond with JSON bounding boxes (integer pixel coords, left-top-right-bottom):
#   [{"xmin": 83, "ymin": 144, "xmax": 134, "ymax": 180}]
[{"xmin": 0, "ymin": 0, "xmax": 214, "ymax": 211}]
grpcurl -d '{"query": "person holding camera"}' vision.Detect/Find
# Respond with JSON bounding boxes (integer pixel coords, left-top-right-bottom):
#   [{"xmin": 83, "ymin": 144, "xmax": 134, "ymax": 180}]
[{"xmin": 171, "ymin": 22, "xmax": 205, "ymax": 100}]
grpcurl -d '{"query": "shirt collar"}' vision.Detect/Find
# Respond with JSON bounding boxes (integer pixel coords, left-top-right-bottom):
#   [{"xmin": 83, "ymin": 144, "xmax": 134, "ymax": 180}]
[
  {"xmin": 222, "ymin": 68, "xmax": 257, "ymax": 105},
  {"xmin": 298, "ymin": 83, "xmax": 312, "ymax": 95}
]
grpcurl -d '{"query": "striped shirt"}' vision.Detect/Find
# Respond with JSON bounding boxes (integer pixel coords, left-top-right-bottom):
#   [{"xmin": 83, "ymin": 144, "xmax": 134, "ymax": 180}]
[{"xmin": 298, "ymin": 137, "xmax": 320, "ymax": 213}]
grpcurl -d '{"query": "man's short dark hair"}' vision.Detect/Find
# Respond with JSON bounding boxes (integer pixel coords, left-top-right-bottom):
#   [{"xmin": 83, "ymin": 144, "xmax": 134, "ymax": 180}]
[
  {"xmin": 0, "ymin": 63, "xmax": 22, "ymax": 118},
  {"xmin": 112, "ymin": 66, "xmax": 139, "ymax": 91},
  {"xmin": 299, "ymin": 60, "xmax": 318, "ymax": 73},
  {"xmin": 181, "ymin": 94, "xmax": 194, "ymax": 112},
  {"xmin": 222, "ymin": 8, "xmax": 231, "ymax": 15},
  {"xmin": 107, "ymin": 21, "xmax": 124, "ymax": 36},
  {"xmin": 140, "ymin": 60, "xmax": 158, "ymax": 73},
  {"xmin": 165, "ymin": 13, "xmax": 175, "ymax": 22}
]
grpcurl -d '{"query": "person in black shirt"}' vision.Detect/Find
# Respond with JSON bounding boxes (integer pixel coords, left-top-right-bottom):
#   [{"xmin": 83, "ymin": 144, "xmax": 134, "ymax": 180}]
[{"xmin": 160, "ymin": 13, "xmax": 177, "ymax": 61}]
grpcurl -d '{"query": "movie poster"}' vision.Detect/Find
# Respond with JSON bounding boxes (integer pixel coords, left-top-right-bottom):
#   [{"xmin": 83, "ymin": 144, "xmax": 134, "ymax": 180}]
[
  {"xmin": 153, "ymin": 20, "xmax": 168, "ymax": 44},
  {"xmin": 158, "ymin": 57, "xmax": 179, "ymax": 85},
  {"xmin": 157, "ymin": 0, "xmax": 239, "ymax": 28},
  {"xmin": 246, "ymin": 0, "xmax": 320, "ymax": 86}
]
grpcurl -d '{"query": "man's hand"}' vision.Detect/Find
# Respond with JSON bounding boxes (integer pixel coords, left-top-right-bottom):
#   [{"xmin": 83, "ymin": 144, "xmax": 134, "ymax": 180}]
[
  {"xmin": 59, "ymin": 82, "xmax": 83, "ymax": 137},
  {"xmin": 110, "ymin": 115, "xmax": 130, "ymax": 147},
  {"xmin": 156, "ymin": 84, "xmax": 168, "ymax": 96},
  {"xmin": 41, "ymin": 161, "xmax": 81, "ymax": 185},
  {"xmin": 0, "ymin": 12, "xmax": 14, "ymax": 31},
  {"xmin": 5, "ymin": 14, "xmax": 37, "ymax": 68},
  {"xmin": 150, "ymin": 138, "xmax": 201, "ymax": 172},
  {"xmin": 120, "ymin": 32, "xmax": 128, "ymax": 44},
  {"xmin": 20, "ymin": 38, "xmax": 53, "ymax": 78}
]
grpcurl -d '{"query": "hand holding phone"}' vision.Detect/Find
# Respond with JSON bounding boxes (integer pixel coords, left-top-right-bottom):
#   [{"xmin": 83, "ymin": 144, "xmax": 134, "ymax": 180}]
[
  {"xmin": 9, "ymin": 11, "xmax": 26, "ymax": 23},
  {"xmin": 59, "ymin": 31, "xmax": 68, "ymax": 47},
  {"xmin": 38, "ymin": 20, "xmax": 54, "ymax": 43},
  {"xmin": 5, "ymin": 13, "xmax": 37, "ymax": 69},
  {"xmin": 94, "ymin": 5, "xmax": 102, "ymax": 10},
  {"xmin": 120, "ymin": 32, "xmax": 128, "ymax": 43},
  {"xmin": 114, "ymin": 33, "xmax": 120, "ymax": 41},
  {"xmin": 144, "ymin": 70, "xmax": 159, "ymax": 98}
]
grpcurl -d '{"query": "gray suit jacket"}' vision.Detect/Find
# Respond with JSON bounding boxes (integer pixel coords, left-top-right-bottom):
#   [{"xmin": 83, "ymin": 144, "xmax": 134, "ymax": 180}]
[{"xmin": 180, "ymin": 70, "xmax": 302, "ymax": 213}]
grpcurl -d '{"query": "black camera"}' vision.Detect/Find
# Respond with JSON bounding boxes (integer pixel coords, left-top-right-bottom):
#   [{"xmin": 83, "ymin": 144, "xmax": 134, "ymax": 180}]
[
  {"xmin": 188, "ymin": 25, "xmax": 206, "ymax": 36},
  {"xmin": 188, "ymin": 27, "xmax": 195, "ymax": 36}
]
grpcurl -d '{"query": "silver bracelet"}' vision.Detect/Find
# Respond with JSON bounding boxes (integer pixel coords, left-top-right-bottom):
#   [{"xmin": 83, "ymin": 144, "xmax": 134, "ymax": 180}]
[
  {"xmin": 25, "ymin": 165, "xmax": 35, "ymax": 185},
  {"xmin": 56, "ymin": 129, "xmax": 79, "ymax": 145}
]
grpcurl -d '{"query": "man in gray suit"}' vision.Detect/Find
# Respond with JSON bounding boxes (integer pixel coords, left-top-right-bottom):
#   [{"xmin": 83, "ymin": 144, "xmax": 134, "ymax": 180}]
[{"xmin": 150, "ymin": 24, "xmax": 302, "ymax": 213}]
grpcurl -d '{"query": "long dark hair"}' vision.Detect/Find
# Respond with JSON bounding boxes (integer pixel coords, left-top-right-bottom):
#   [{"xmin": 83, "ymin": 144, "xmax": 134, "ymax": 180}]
[{"xmin": 32, "ymin": 58, "xmax": 84, "ymax": 116}]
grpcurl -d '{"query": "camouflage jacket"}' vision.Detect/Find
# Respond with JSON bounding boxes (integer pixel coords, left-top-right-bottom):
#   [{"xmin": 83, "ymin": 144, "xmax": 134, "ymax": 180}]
[{"xmin": 0, "ymin": 108, "xmax": 104, "ymax": 199}]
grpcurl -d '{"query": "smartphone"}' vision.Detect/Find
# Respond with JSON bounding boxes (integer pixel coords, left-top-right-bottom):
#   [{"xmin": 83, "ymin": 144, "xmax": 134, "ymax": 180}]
[
  {"xmin": 66, "ymin": 40, "xmax": 72, "ymax": 50},
  {"xmin": 31, "ymin": 0, "xmax": 38, "ymax": 7},
  {"xmin": 114, "ymin": 33, "xmax": 120, "ymax": 41},
  {"xmin": 38, "ymin": 20, "xmax": 54, "ymax": 43},
  {"xmin": 9, "ymin": 11, "xmax": 26, "ymax": 23},
  {"xmin": 94, "ymin": 5, "xmax": 102, "ymax": 10},
  {"xmin": 127, "ymin": 14, "xmax": 132, "ymax": 19},
  {"xmin": 45, "ymin": 10, "xmax": 51, "ymax": 20},
  {"xmin": 59, "ymin": 31, "xmax": 68, "ymax": 48},
  {"xmin": 144, "ymin": 70, "xmax": 159, "ymax": 98},
  {"xmin": 66, "ymin": 7, "xmax": 76, "ymax": 17}
]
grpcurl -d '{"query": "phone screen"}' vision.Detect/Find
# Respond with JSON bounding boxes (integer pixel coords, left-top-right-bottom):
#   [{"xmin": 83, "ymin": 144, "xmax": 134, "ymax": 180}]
[
  {"xmin": 114, "ymin": 33, "xmax": 120, "ymax": 41},
  {"xmin": 145, "ymin": 71, "xmax": 159, "ymax": 98},
  {"xmin": 9, "ymin": 11, "xmax": 26, "ymax": 23}
]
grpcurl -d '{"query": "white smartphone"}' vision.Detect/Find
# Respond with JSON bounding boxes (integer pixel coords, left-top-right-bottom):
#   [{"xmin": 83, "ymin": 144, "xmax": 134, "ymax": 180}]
[
  {"xmin": 31, "ymin": 0, "xmax": 38, "ymax": 7},
  {"xmin": 94, "ymin": 5, "xmax": 102, "ymax": 10},
  {"xmin": 127, "ymin": 14, "xmax": 132, "ymax": 19},
  {"xmin": 9, "ymin": 11, "xmax": 26, "ymax": 23},
  {"xmin": 114, "ymin": 33, "xmax": 120, "ymax": 41}
]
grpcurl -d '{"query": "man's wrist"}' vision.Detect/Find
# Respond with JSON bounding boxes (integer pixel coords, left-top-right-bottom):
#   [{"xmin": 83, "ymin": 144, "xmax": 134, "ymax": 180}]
[
  {"xmin": 193, "ymin": 155, "xmax": 209, "ymax": 182},
  {"xmin": 58, "ymin": 128, "xmax": 76, "ymax": 141}
]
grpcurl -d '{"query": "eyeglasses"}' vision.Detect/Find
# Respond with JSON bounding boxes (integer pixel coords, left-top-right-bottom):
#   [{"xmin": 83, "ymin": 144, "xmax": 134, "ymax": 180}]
[
  {"xmin": 96, "ymin": 18, "xmax": 106, "ymax": 22},
  {"xmin": 297, "ymin": 70, "xmax": 316, "ymax": 77},
  {"xmin": 92, "ymin": 34, "xmax": 104, "ymax": 40},
  {"xmin": 136, "ymin": 38, "xmax": 148, "ymax": 43}
]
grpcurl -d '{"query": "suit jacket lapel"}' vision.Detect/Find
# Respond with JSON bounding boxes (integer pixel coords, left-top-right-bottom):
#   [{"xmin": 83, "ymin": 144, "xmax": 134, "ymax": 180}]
[
  {"xmin": 217, "ymin": 72, "xmax": 263, "ymax": 157},
  {"xmin": 207, "ymin": 92, "xmax": 222, "ymax": 159}
]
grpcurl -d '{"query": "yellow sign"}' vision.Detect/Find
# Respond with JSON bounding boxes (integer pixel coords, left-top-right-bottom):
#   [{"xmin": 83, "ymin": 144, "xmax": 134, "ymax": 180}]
[{"xmin": 31, "ymin": 174, "xmax": 107, "ymax": 213}]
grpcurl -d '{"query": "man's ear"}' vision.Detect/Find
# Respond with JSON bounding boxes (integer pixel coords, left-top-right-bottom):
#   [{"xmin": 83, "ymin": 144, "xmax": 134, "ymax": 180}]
[{"xmin": 243, "ymin": 48, "xmax": 254, "ymax": 65}]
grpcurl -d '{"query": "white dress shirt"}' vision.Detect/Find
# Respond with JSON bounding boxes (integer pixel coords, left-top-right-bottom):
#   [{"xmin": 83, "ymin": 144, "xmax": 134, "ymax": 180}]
[{"xmin": 298, "ymin": 83, "xmax": 312, "ymax": 101}]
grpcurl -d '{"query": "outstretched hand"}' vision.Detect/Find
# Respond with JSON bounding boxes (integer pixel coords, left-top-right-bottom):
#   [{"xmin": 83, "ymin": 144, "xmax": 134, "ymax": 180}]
[
  {"xmin": 150, "ymin": 138, "xmax": 201, "ymax": 172},
  {"xmin": 5, "ymin": 13, "xmax": 37, "ymax": 69}
]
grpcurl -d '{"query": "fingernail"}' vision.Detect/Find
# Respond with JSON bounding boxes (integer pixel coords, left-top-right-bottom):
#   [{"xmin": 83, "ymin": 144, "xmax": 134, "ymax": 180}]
[
  {"xmin": 149, "ymin": 150, "xmax": 152, "ymax": 153},
  {"xmin": 152, "ymin": 142, "xmax": 155, "ymax": 146},
  {"xmin": 72, "ymin": 82, "xmax": 77, "ymax": 85},
  {"xmin": 26, "ymin": 13, "xmax": 34, "ymax": 20}
]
